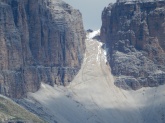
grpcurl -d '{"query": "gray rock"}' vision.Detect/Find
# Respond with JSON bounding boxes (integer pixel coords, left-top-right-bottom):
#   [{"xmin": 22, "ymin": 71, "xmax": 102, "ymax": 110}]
[
  {"xmin": 0, "ymin": 0, "xmax": 85, "ymax": 98},
  {"xmin": 101, "ymin": 0, "xmax": 165, "ymax": 90}
]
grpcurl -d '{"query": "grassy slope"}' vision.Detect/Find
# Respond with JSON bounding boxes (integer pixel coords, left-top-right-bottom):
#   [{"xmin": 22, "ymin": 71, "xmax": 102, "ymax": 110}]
[{"xmin": 0, "ymin": 95, "xmax": 46, "ymax": 123}]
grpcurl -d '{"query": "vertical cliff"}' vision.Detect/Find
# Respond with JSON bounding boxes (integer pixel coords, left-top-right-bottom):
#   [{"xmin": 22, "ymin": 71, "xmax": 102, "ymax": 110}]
[
  {"xmin": 101, "ymin": 0, "xmax": 165, "ymax": 90},
  {"xmin": 0, "ymin": 0, "xmax": 85, "ymax": 98}
]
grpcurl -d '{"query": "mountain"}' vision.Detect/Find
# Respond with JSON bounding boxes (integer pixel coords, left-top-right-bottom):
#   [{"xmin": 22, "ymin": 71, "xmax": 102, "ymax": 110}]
[
  {"xmin": 101, "ymin": 0, "xmax": 165, "ymax": 90},
  {"xmin": 0, "ymin": 0, "xmax": 85, "ymax": 98},
  {"xmin": 1, "ymin": 0, "xmax": 165, "ymax": 123},
  {"xmin": 16, "ymin": 30, "xmax": 165, "ymax": 123}
]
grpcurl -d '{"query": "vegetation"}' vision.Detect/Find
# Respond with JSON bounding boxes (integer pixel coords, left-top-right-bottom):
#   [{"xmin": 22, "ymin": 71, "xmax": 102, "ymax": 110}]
[{"xmin": 0, "ymin": 95, "xmax": 46, "ymax": 123}]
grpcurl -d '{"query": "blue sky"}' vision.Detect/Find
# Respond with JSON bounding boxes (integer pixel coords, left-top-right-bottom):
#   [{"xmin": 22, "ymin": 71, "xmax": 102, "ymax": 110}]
[{"xmin": 63, "ymin": 0, "xmax": 116, "ymax": 30}]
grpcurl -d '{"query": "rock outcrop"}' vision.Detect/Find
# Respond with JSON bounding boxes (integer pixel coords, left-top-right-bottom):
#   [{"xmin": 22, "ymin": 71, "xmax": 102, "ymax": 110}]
[
  {"xmin": 0, "ymin": 0, "xmax": 85, "ymax": 98},
  {"xmin": 101, "ymin": 0, "xmax": 165, "ymax": 90}
]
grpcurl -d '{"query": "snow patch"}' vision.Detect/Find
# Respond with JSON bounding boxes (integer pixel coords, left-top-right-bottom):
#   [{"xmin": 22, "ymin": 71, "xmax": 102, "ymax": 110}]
[
  {"xmin": 96, "ymin": 42, "xmax": 102, "ymax": 64},
  {"xmin": 87, "ymin": 29, "xmax": 100, "ymax": 39}
]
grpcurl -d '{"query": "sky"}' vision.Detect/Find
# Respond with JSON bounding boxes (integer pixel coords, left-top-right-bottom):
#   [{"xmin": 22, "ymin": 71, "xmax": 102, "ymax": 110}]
[{"xmin": 63, "ymin": 0, "xmax": 116, "ymax": 30}]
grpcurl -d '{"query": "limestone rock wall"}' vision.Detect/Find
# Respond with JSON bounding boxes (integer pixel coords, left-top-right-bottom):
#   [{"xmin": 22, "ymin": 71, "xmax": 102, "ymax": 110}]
[
  {"xmin": 101, "ymin": 0, "xmax": 165, "ymax": 90},
  {"xmin": 0, "ymin": 0, "xmax": 85, "ymax": 98}
]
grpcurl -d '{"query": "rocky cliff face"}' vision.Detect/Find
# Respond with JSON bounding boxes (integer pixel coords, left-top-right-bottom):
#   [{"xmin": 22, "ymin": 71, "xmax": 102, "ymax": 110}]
[
  {"xmin": 0, "ymin": 0, "xmax": 85, "ymax": 98},
  {"xmin": 101, "ymin": 0, "xmax": 165, "ymax": 90}
]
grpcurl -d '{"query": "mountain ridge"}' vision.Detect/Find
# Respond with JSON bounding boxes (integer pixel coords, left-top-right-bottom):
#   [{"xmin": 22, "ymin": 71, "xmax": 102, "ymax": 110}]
[{"xmin": 101, "ymin": 0, "xmax": 165, "ymax": 90}]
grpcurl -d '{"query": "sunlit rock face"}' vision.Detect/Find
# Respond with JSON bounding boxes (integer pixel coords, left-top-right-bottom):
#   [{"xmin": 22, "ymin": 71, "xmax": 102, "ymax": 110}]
[
  {"xmin": 0, "ymin": 0, "xmax": 85, "ymax": 98},
  {"xmin": 101, "ymin": 0, "xmax": 165, "ymax": 90}
]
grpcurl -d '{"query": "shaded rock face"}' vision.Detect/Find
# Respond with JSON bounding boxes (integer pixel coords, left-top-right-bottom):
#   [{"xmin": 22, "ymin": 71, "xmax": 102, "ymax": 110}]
[
  {"xmin": 0, "ymin": 0, "xmax": 85, "ymax": 98},
  {"xmin": 101, "ymin": 0, "xmax": 165, "ymax": 90}
]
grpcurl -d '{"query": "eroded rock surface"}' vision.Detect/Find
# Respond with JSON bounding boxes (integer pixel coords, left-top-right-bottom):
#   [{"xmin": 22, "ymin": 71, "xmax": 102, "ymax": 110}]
[
  {"xmin": 0, "ymin": 0, "xmax": 85, "ymax": 98},
  {"xmin": 101, "ymin": 0, "xmax": 165, "ymax": 90}
]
